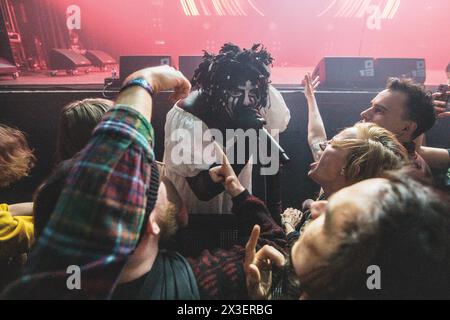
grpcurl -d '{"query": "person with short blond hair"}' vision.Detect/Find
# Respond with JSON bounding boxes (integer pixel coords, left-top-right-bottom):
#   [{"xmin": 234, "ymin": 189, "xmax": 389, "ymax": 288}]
[
  {"xmin": 56, "ymin": 98, "xmax": 113, "ymax": 163},
  {"xmin": 327, "ymin": 122, "xmax": 408, "ymax": 187},
  {"xmin": 307, "ymin": 122, "xmax": 408, "ymax": 199}
]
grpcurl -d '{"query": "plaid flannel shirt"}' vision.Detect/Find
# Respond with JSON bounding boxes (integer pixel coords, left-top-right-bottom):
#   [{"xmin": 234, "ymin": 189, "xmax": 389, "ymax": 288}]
[{"xmin": 3, "ymin": 106, "xmax": 159, "ymax": 299}]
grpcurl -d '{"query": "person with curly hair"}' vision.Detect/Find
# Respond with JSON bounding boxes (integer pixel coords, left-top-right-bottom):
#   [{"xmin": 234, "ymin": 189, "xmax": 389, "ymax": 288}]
[
  {"xmin": 0, "ymin": 125, "xmax": 35, "ymax": 188},
  {"xmin": 0, "ymin": 124, "xmax": 36, "ymax": 290}
]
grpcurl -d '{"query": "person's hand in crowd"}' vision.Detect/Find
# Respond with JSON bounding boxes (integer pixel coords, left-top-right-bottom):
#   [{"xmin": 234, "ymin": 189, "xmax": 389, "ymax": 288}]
[
  {"xmin": 281, "ymin": 207, "xmax": 303, "ymax": 234},
  {"xmin": 432, "ymin": 91, "xmax": 450, "ymax": 119},
  {"xmin": 302, "ymin": 198, "xmax": 314, "ymax": 212},
  {"xmin": 303, "ymin": 73, "xmax": 320, "ymax": 101},
  {"xmin": 209, "ymin": 143, "xmax": 245, "ymax": 197},
  {"xmin": 244, "ymin": 225, "xmax": 286, "ymax": 300},
  {"xmin": 434, "ymin": 104, "xmax": 450, "ymax": 119},
  {"xmin": 310, "ymin": 200, "xmax": 328, "ymax": 220},
  {"xmin": 125, "ymin": 65, "xmax": 191, "ymax": 103}
]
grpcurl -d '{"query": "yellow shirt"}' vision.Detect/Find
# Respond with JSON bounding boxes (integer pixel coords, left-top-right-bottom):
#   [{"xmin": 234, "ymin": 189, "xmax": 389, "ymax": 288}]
[{"xmin": 0, "ymin": 203, "xmax": 34, "ymax": 259}]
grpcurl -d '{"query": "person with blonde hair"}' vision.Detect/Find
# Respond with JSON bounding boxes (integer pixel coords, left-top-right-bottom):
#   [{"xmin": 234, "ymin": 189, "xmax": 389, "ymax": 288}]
[
  {"xmin": 33, "ymin": 98, "xmax": 113, "ymax": 239},
  {"xmin": 281, "ymin": 122, "xmax": 409, "ymax": 269},
  {"xmin": 280, "ymin": 74, "xmax": 408, "ymax": 249},
  {"xmin": 308, "ymin": 122, "xmax": 408, "ymax": 198},
  {"xmin": 56, "ymin": 98, "xmax": 113, "ymax": 163}
]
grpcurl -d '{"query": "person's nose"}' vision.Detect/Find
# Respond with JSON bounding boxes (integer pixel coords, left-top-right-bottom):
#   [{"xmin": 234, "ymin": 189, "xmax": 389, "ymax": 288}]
[
  {"xmin": 360, "ymin": 107, "xmax": 372, "ymax": 121},
  {"xmin": 243, "ymin": 92, "xmax": 251, "ymax": 106}
]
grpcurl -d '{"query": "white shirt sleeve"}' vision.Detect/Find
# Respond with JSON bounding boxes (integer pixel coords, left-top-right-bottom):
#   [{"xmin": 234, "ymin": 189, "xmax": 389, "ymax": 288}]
[
  {"xmin": 163, "ymin": 105, "xmax": 218, "ymax": 178},
  {"xmin": 261, "ymin": 85, "xmax": 291, "ymax": 136}
]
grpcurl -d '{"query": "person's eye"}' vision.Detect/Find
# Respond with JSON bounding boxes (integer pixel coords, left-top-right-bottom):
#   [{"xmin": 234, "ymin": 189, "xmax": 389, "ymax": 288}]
[
  {"xmin": 374, "ymin": 107, "xmax": 384, "ymax": 114},
  {"xmin": 229, "ymin": 90, "xmax": 243, "ymax": 97}
]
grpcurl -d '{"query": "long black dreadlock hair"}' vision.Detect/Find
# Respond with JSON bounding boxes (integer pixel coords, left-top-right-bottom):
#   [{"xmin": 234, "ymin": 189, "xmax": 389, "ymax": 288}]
[{"xmin": 191, "ymin": 43, "xmax": 273, "ymax": 123}]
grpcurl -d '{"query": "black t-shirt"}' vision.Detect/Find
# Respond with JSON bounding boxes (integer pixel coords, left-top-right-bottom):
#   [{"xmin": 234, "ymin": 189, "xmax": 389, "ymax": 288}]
[{"xmin": 112, "ymin": 250, "xmax": 199, "ymax": 300}]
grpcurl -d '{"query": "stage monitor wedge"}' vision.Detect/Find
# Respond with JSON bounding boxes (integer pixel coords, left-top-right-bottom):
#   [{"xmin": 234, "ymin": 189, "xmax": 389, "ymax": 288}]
[
  {"xmin": 375, "ymin": 58, "xmax": 426, "ymax": 86},
  {"xmin": 49, "ymin": 49, "xmax": 92, "ymax": 71},
  {"xmin": 312, "ymin": 57, "xmax": 376, "ymax": 90},
  {"xmin": 179, "ymin": 56, "xmax": 203, "ymax": 82},
  {"xmin": 0, "ymin": 57, "xmax": 18, "ymax": 79},
  {"xmin": 119, "ymin": 55, "xmax": 171, "ymax": 84},
  {"xmin": 85, "ymin": 50, "xmax": 117, "ymax": 68}
]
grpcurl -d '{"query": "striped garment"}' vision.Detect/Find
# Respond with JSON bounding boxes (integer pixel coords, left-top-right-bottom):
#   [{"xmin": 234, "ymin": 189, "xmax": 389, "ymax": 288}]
[{"xmin": 3, "ymin": 105, "xmax": 160, "ymax": 299}]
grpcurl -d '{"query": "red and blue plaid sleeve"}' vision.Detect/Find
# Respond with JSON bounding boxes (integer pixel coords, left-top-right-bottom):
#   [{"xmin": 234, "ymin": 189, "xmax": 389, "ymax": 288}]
[{"xmin": 3, "ymin": 105, "xmax": 160, "ymax": 299}]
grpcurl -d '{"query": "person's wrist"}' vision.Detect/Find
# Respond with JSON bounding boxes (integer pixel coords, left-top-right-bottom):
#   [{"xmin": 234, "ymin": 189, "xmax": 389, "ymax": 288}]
[
  {"xmin": 284, "ymin": 221, "xmax": 295, "ymax": 230},
  {"xmin": 121, "ymin": 78, "xmax": 155, "ymax": 97},
  {"xmin": 227, "ymin": 183, "xmax": 245, "ymax": 198},
  {"xmin": 142, "ymin": 71, "xmax": 160, "ymax": 93}
]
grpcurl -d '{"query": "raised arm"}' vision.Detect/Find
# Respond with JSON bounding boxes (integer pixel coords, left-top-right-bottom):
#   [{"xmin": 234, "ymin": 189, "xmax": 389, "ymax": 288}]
[
  {"xmin": 303, "ymin": 73, "xmax": 327, "ymax": 162},
  {"xmin": 117, "ymin": 65, "xmax": 191, "ymax": 121},
  {"xmin": 3, "ymin": 66, "xmax": 191, "ymax": 299}
]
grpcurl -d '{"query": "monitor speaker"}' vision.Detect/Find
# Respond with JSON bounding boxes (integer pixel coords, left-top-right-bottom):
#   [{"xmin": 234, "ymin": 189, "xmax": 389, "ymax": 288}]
[
  {"xmin": 0, "ymin": 57, "xmax": 18, "ymax": 78},
  {"xmin": 49, "ymin": 49, "xmax": 92, "ymax": 70},
  {"xmin": 312, "ymin": 57, "xmax": 376, "ymax": 89},
  {"xmin": 375, "ymin": 58, "xmax": 426, "ymax": 85},
  {"xmin": 85, "ymin": 50, "xmax": 116, "ymax": 68},
  {"xmin": 119, "ymin": 55, "xmax": 171, "ymax": 83}
]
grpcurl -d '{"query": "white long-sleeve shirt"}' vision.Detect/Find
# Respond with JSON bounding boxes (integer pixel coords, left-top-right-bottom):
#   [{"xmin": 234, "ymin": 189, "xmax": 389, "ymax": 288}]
[{"xmin": 163, "ymin": 85, "xmax": 291, "ymax": 214}]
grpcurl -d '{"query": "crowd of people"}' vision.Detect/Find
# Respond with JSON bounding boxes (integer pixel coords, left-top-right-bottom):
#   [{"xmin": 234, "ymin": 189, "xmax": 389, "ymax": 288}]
[{"xmin": 0, "ymin": 44, "xmax": 449, "ymax": 300}]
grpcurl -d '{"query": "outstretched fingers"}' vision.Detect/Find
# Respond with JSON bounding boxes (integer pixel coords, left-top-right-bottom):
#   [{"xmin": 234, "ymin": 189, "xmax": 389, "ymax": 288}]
[{"xmin": 245, "ymin": 225, "xmax": 261, "ymax": 269}]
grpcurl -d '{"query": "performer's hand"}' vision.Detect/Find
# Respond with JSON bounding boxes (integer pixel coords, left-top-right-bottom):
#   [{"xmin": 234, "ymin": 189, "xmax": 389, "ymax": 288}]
[
  {"xmin": 209, "ymin": 143, "xmax": 245, "ymax": 197},
  {"xmin": 303, "ymin": 73, "xmax": 320, "ymax": 100},
  {"xmin": 233, "ymin": 107, "xmax": 266, "ymax": 130},
  {"xmin": 245, "ymin": 225, "xmax": 286, "ymax": 300},
  {"xmin": 125, "ymin": 65, "xmax": 191, "ymax": 103}
]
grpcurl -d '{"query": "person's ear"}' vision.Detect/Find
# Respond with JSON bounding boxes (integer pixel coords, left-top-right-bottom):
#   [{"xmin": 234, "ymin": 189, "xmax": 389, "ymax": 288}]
[
  {"xmin": 402, "ymin": 121, "xmax": 417, "ymax": 138},
  {"xmin": 344, "ymin": 164, "xmax": 359, "ymax": 179},
  {"xmin": 148, "ymin": 213, "xmax": 160, "ymax": 236}
]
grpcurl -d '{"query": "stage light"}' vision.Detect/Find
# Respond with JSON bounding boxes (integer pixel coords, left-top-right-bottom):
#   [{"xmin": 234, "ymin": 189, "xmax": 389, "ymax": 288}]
[
  {"xmin": 179, "ymin": 0, "xmax": 265, "ymax": 16},
  {"xmin": 318, "ymin": 0, "xmax": 401, "ymax": 20}
]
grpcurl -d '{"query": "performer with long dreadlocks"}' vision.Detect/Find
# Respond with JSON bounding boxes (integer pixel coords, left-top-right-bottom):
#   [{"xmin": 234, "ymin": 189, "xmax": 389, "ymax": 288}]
[{"xmin": 163, "ymin": 43, "xmax": 290, "ymax": 214}]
